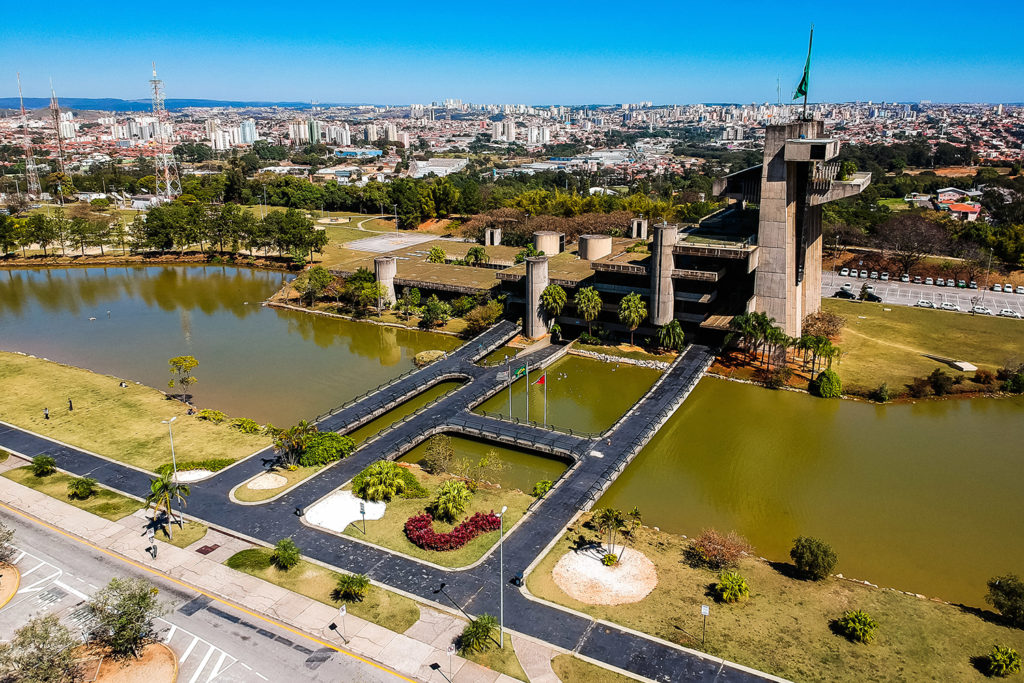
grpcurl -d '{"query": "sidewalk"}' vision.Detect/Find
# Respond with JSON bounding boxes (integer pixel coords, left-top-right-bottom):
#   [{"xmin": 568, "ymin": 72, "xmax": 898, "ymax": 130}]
[{"xmin": 0, "ymin": 473, "xmax": 561, "ymax": 683}]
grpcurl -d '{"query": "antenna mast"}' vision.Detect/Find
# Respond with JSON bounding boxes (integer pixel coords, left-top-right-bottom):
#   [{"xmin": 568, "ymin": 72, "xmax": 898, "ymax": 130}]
[
  {"xmin": 49, "ymin": 79, "xmax": 67, "ymax": 176},
  {"xmin": 149, "ymin": 63, "xmax": 180, "ymax": 200},
  {"xmin": 16, "ymin": 73, "xmax": 42, "ymax": 197}
]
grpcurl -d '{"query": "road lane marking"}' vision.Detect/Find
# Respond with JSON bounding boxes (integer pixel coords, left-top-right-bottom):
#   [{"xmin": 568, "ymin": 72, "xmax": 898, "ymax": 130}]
[
  {"xmin": 164, "ymin": 624, "xmax": 177, "ymax": 643},
  {"xmin": 187, "ymin": 644, "xmax": 215, "ymax": 683},
  {"xmin": 54, "ymin": 579, "xmax": 89, "ymax": 601},
  {"xmin": 180, "ymin": 635, "xmax": 200, "ymax": 664},
  {"xmin": 206, "ymin": 651, "xmax": 230, "ymax": 683}
]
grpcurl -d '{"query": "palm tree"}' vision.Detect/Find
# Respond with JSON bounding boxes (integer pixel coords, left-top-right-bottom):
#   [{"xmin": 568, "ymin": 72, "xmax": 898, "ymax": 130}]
[
  {"xmin": 574, "ymin": 286, "xmax": 602, "ymax": 335},
  {"xmin": 464, "ymin": 246, "xmax": 490, "ymax": 267},
  {"xmin": 594, "ymin": 507, "xmax": 625, "ymax": 556},
  {"xmin": 620, "ymin": 506, "xmax": 643, "ymax": 560},
  {"xmin": 274, "ymin": 420, "xmax": 318, "ymax": 467},
  {"xmin": 657, "ymin": 319, "xmax": 685, "ymax": 351},
  {"xmin": 431, "ymin": 480, "xmax": 472, "ymax": 523},
  {"xmin": 354, "ymin": 461, "xmax": 407, "ymax": 502},
  {"xmin": 427, "ymin": 245, "xmax": 446, "ymax": 263},
  {"xmin": 617, "ymin": 292, "xmax": 647, "ymax": 346},
  {"xmin": 540, "ymin": 284, "xmax": 567, "ymax": 321},
  {"xmin": 146, "ymin": 471, "xmax": 190, "ymax": 539}
]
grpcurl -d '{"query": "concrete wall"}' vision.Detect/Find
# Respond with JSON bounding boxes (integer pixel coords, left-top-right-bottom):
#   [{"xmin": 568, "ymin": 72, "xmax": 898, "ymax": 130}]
[
  {"xmin": 524, "ymin": 256, "xmax": 549, "ymax": 338},
  {"xmin": 374, "ymin": 256, "xmax": 397, "ymax": 308},
  {"xmin": 578, "ymin": 234, "xmax": 612, "ymax": 261},
  {"xmin": 533, "ymin": 231, "xmax": 562, "ymax": 255},
  {"xmin": 649, "ymin": 224, "xmax": 677, "ymax": 326}
]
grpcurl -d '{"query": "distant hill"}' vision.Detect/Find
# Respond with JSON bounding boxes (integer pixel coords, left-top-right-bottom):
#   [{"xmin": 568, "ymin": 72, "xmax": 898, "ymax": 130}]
[{"xmin": 0, "ymin": 97, "xmax": 368, "ymax": 112}]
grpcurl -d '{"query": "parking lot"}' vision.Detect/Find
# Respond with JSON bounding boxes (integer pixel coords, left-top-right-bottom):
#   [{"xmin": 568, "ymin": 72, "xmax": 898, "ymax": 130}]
[{"xmin": 822, "ymin": 271, "xmax": 1024, "ymax": 318}]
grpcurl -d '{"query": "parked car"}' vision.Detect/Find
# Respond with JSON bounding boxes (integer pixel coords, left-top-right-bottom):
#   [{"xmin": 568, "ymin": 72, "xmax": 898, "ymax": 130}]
[
  {"xmin": 900, "ymin": 273, "xmax": 910, "ymax": 283},
  {"xmin": 880, "ymin": 272, "xmax": 889, "ymax": 281},
  {"xmin": 940, "ymin": 302, "xmax": 960, "ymax": 311},
  {"xmin": 916, "ymin": 300, "xmax": 934, "ymax": 308},
  {"xmin": 842, "ymin": 282, "xmax": 853, "ymax": 292},
  {"xmin": 864, "ymin": 292, "xmax": 883, "ymax": 303},
  {"xmin": 973, "ymin": 306, "xmax": 993, "ymax": 315},
  {"xmin": 993, "ymin": 284, "xmax": 1003, "ymax": 292},
  {"xmin": 914, "ymin": 276, "xmax": 923, "ymax": 284},
  {"xmin": 1005, "ymin": 284, "xmax": 1013, "ymax": 293},
  {"xmin": 998, "ymin": 309, "xmax": 1022, "ymax": 318},
  {"xmin": 839, "ymin": 267, "xmax": 850, "ymax": 277},
  {"xmin": 958, "ymin": 280, "xmax": 967, "ymax": 288},
  {"xmin": 925, "ymin": 277, "xmax": 934, "ymax": 286},
  {"xmin": 946, "ymin": 279, "xmax": 955, "ymax": 288},
  {"xmin": 833, "ymin": 289, "xmax": 857, "ymax": 299},
  {"xmin": 936, "ymin": 278, "xmax": 945, "ymax": 286},
  {"xmin": 969, "ymin": 281, "xmax": 978, "ymax": 289},
  {"xmin": 859, "ymin": 269, "xmax": 868, "ymax": 278},
  {"xmin": 1017, "ymin": 286, "xmax": 1024, "ymax": 295},
  {"xmin": 870, "ymin": 271, "xmax": 879, "ymax": 279}
]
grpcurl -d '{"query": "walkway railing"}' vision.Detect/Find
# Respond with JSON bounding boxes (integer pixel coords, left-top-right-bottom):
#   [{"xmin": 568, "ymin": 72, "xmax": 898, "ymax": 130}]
[{"xmin": 474, "ymin": 410, "xmax": 600, "ymax": 440}]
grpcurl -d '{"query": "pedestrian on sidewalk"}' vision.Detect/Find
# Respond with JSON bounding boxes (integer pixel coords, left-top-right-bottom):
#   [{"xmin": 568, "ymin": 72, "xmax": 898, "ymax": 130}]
[
  {"xmin": 143, "ymin": 527, "xmax": 157, "ymax": 558},
  {"xmin": 43, "ymin": 407, "xmax": 49, "ymax": 420},
  {"xmin": 68, "ymin": 398, "xmax": 73, "ymax": 411}
]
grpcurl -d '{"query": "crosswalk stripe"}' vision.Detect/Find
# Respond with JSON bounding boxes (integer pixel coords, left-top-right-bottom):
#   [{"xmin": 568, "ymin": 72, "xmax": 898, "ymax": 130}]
[
  {"xmin": 206, "ymin": 651, "xmax": 230, "ymax": 682},
  {"xmin": 179, "ymin": 635, "xmax": 199, "ymax": 664},
  {"xmin": 188, "ymin": 645, "xmax": 215, "ymax": 683}
]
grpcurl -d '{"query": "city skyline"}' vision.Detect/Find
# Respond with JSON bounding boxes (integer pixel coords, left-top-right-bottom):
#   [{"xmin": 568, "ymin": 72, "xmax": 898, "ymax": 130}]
[{"xmin": 6, "ymin": 0, "xmax": 1024, "ymax": 104}]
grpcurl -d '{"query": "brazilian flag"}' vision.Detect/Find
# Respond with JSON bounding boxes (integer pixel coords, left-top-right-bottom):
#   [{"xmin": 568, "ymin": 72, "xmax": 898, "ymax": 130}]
[
  {"xmin": 513, "ymin": 366, "xmax": 526, "ymax": 378},
  {"xmin": 793, "ymin": 27, "xmax": 813, "ymax": 101}
]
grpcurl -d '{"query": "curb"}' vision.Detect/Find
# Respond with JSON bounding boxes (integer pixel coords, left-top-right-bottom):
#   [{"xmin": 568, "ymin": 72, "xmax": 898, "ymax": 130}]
[{"xmin": 0, "ymin": 564, "xmax": 21, "ymax": 610}]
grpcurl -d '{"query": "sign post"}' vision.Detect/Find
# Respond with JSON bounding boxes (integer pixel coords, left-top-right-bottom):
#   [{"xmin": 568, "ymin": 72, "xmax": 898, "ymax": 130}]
[
  {"xmin": 360, "ymin": 502, "xmax": 366, "ymax": 534},
  {"xmin": 701, "ymin": 604, "xmax": 709, "ymax": 645},
  {"xmin": 339, "ymin": 604, "xmax": 348, "ymax": 642},
  {"xmin": 447, "ymin": 644, "xmax": 455, "ymax": 680}
]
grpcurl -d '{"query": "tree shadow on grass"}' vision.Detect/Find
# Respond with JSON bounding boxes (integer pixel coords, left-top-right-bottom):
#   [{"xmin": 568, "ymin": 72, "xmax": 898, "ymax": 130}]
[
  {"xmin": 768, "ymin": 560, "xmax": 806, "ymax": 581},
  {"xmin": 954, "ymin": 602, "xmax": 1015, "ymax": 629},
  {"xmin": 968, "ymin": 655, "xmax": 992, "ymax": 676}
]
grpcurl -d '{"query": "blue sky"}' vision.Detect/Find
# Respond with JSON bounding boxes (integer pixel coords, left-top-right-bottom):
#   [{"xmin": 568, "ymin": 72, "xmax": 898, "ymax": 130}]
[{"xmin": 6, "ymin": 0, "xmax": 1023, "ymax": 104}]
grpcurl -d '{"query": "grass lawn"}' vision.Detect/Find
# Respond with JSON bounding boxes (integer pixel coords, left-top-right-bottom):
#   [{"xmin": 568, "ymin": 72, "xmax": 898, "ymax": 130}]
[
  {"xmin": 340, "ymin": 468, "xmax": 532, "ymax": 569},
  {"xmin": 225, "ymin": 548, "xmax": 419, "ymax": 633},
  {"xmin": 821, "ymin": 299, "xmax": 1024, "ymax": 392},
  {"xmin": 527, "ymin": 515, "xmax": 1024, "ymax": 683},
  {"xmin": 156, "ymin": 521, "xmax": 208, "ymax": 549},
  {"xmin": 574, "ymin": 343, "xmax": 674, "ymax": 364},
  {"xmin": 0, "ymin": 352, "xmax": 270, "ymax": 471},
  {"xmin": 463, "ymin": 639, "xmax": 527, "ymax": 682},
  {"xmin": 551, "ymin": 655, "xmax": 639, "ymax": 682},
  {"xmin": 2, "ymin": 467, "xmax": 143, "ymax": 521},
  {"xmin": 877, "ymin": 198, "xmax": 909, "ymax": 211}
]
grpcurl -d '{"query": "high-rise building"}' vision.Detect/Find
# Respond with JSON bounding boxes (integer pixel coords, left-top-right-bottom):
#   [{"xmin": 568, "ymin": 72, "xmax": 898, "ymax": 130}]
[
  {"xmin": 364, "ymin": 123, "xmax": 378, "ymax": 141},
  {"xmin": 239, "ymin": 119, "xmax": 257, "ymax": 144},
  {"xmin": 398, "ymin": 132, "xmax": 410, "ymax": 148},
  {"xmin": 288, "ymin": 119, "xmax": 310, "ymax": 145},
  {"xmin": 308, "ymin": 119, "xmax": 322, "ymax": 144},
  {"xmin": 385, "ymin": 123, "xmax": 398, "ymax": 141}
]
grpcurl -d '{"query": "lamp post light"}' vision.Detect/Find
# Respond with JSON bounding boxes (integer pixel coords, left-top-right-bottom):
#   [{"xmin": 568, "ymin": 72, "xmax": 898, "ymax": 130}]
[
  {"xmin": 161, "ymin": 416, "xmax": 179, "ymax": 528},
  {"xmin": 498, "ymin": 505, "xmax": 508, "ymax": 648}
]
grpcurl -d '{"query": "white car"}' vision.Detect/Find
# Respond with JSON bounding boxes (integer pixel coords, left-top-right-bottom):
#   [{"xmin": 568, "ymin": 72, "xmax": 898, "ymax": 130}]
[
  {"xmin": 998, "ymin": 309, "xmax": 1022, "ymax": 318},
  {"xmin": 901, "ymin": 273, "xmax": 910, "ymax": 282},
  {"xmin": 973, "ymin": 306, "xmax": 994, "ymax": 315},
  {"xmin": 839, "ymin": 267, "xmax": 850, "ymax": 277},
  {"xmin": 860, "ymin": 269, "xmax": 868, "ymax": 278},
  {"xmin": 870, "ymin": 271, "xmax": 879, "ymax": 279},
  {"xmin": 936, "ymin": 278, "xmax": 945, "ymax": 286},
  {"xmin": 842, "ymin": 282, "xmax": 853, "ymax": 292},
  {"xmin": 946, "ymin": 279, "xmax": 956, "ymax": 287},
  {"xmin": 925, "ymin": 277, "xmax": 934, "ymax": 286},
  {"xmin": 1017, "ymin": 286, "xmax": 1024, "ymax": 295},
  {"xmin": 916, "ymin": 300, "xmax": 934, "ymax": 308},
  {"xmin": 1005, "ymin": 284, "xmax": 1014, "ymax": 293},
  {"xmin": 881, "ymin": 272, "xmax": 889, "ymax": 281},
  {"xmin": 940, "ymin": 302, "xmax": 960, "ymax": 311},
  {"xmin": 993, "ymin": 284, "xmax": 1003, "ymax": 292}
]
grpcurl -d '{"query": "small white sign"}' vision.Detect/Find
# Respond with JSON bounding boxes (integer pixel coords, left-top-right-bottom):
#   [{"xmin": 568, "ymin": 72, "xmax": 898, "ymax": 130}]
[
  {"xmin": 447, "ymin": 644, "xmax": 456, "ymax": 656},
  {"xmin": 339, "ymin": 604, "xmax": 347, "ymax": 616},
  {"xmin": 701, "ymin": 604, "xmax": 709, "ymax": 616},
  {"xmin": 359, "ymin": 502, "xmax": 365, "ymax": 514}
]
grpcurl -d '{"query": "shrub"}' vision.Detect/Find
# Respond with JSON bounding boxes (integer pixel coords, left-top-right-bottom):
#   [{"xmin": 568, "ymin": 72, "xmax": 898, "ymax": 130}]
[
  {"xmin": 464, "ymin": 300, "xmax": 503, "ymax": 335},
  {"xmin": 928, "ymin": 368, "xmax": 954, "ymax": 396},
  {"xmin": 334, "ymin": 574, "xmax": 370, "ymax": 602},
  {"xmin": 1004, "ymin": 370, "xmax": 1024, "ymax": 394},
  {"xmin": 684, "ymin": 529, "xmax": 752, "ymax": 570},
  {"xmin": 31, "ymin": 455, "xmax": 57, "ymax": 477},
  {"xmin": 195, "ymin": 409, "xmax": 226, "ymax": 423},
  {"xmin": 531, "ymin": 480, "xmax": 553, "ymax": 497},
  {"xmin": 987, "ymin": 574, "xmax": 1024, "ymax": 627},
  {"xmin": 802, "ymin": 310, "xmax": 846, "ymax": 339},
  {"xmin": 231, "ymin": 417, "xmax": 262, "ymax": 434},
  {"xmin": 812, "ymin": 369, "xmax": 842, "ymax": 398},
  {"xmin": 602, "ymin": 553, "xmax": 618, "ymax": 566},
  {"xmin": 270, "ymin": 538, "xmax": 301, "ymax": 570},
  {"xmin": 67, "ymin": 476, "xmax": 98, "ymax": 500},
  {"xmin": 578, "ymin": 332, "xmax": 602, "ymax": 345},
  {"xmin": 984, "ymin": 645, "xmax": 1022, "ymax": 677},
  {"xmin": 352, "ymin": 461, "xmax": 408, "ymax": 502},
  {"xmin": 451, "ymin": 295, "xmax": 477, "ymax": 317},
  {"xmin": 714, "ymin": 571, "xmax": 750, "ymax": 603},
  {"xmin": 431, "ymin": 481, "xmax": 472, "ymax": 523},
  {"xmin": 974, "ymin": 369, "xmax": 997, "ymax": 386},
  {"xmin": 458, "ymin": 614, "xmax": 498, "ymax": 654},
  {"xmin": 908, "ymin": 377, "xmax": 931, "ymax": 398},
  {"xmin": 404, "ymin": 512, "xmax": 500, "ymax": 551},
  {"xmin": 790, "ymin": 536, "xmax": 838, "ymax": 580},
  {"xmin": 299, "ymin": 432, "xmax": 355, "ymax": 467},
  {"xmin": 832, "ymin": 610, "xmax": 877, "ymax": 644},
  {"xmin": 761, "ymin": 367, "xmax": 792, "ymax": 389},
  {"xmin": 155, "ymin": 458, "xmax": 234, "ymax": 477},
  {"xmin": 869, "ymin": 383, "xmax": 890, "ymax": 403}
]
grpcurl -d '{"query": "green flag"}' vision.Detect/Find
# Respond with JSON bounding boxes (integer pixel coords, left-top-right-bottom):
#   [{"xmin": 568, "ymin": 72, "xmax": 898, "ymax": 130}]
[{"xmin": 792, "ymin": 27, "xmax": 813, "ymax": 101}]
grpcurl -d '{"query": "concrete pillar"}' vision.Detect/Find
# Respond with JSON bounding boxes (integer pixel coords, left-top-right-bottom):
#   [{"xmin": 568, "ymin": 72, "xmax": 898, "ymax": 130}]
[
  {"xmin": 649, "ymin": 224, "xmax": 677, "ymax": 326},
  {"xmin": 373, "ymin": 256, "xmax": 397, "ymax": 308},
  {"xmin": 630, "ymin": 218, "xmax": 648, "ymax": 240},
  {"xmin": 578, "ymin": 234, "xmax": 612, "ymax": 261},
  {"xmin": 533, "ymin": 231, "xmax": 563, "ymax": 255},
  {"xmin": 485, "ymin": 227, "xmax": 502, "ymax": 246},
  {"xmin": 524, "ymin": 256, "xmax": 549, "ymax": 338}
]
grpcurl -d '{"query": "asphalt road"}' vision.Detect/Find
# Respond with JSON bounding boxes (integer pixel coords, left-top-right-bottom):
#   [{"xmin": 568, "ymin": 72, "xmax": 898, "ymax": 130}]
[
  {"xmin": 821, "ymin": 271, "xmax": 1024, "ymax": 317},
  {"xmin": 0, "ymin": 511, "xmax": 404, "ymax": 683}
]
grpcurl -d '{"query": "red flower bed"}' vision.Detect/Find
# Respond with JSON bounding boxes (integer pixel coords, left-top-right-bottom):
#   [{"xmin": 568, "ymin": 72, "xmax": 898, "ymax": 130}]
[{"xmin": 404, "ymin": 511, "xmax": 501, "ymax": 551}]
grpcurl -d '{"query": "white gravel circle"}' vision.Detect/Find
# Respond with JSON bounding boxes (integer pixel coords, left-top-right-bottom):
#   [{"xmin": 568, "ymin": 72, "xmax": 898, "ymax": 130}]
[
  {"xmin": 552, "ymin": 546, "xmax": 657, "ymax": 605},
  {"xmin": 172, "ymin": 469, "xmax": 214, "ymax": 483},
  {"xmin": 305, "ymin": 490, "xmax": 386, "ymax": 533},
  {"xmin": 246, "ymin": 472, "xmax": 289, "ymax": 490}
]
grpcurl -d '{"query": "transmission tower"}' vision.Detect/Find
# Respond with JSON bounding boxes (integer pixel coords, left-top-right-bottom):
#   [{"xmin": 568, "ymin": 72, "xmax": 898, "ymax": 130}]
[
  {"xmin": 16, "ymin": 73, "xmax": 42, "ymax": 197},
  {"xmin": 49, "ymin": 79, "xmax": 67, "ymax": 177},
  {"xmin": 149, "ymin": 63, "xmax": 180, "ymax": 200}
]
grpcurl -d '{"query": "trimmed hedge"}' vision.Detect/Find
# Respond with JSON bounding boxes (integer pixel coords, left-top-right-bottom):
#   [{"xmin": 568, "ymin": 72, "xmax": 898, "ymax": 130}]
[
  {"xmin": 299, "ymin": 432, "xmax": 355, "ymax": 467},
  {"xmin": 404, "ymin": 511, "xmax": 500, "ymax": 551},
  {"xmin": 155, "ymin": 458, "xmax": 235, "ymax": 477},
  {"xmin": 812, "ymin": 369, "xmax": 842, "ymax": 398}
]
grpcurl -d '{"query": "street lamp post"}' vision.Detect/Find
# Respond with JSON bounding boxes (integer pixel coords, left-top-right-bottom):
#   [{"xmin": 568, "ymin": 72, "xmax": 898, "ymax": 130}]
[
  {"xmin": 161, "ymin": 416, "xmax": 179, "ymax": 528},
  {"xmin": 498, "ymin": 505, "xmax": 508, "ymax": 648}
]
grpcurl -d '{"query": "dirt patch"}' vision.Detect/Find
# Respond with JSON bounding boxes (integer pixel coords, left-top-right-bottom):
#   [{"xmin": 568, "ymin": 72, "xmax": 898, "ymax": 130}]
[
  {"xmin": 552, "ymin": 546, "xmax": 656, "ymax": 605},
  {"xmin": 0, "ymin": 564, "xmax": 20, "ymax": 608},
  {"xmin": 247, "ymin": 472, "xmax": 288, "ymax": 490},
  {"xmin": 93, "ymin": 642, "xmax": 176, "ymax": 683}
]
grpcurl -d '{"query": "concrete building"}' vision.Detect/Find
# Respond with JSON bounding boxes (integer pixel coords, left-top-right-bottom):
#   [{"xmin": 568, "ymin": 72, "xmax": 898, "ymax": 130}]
[{"xmin": 240, "ymin": 119, "xmax": 257, "ymax": 144}]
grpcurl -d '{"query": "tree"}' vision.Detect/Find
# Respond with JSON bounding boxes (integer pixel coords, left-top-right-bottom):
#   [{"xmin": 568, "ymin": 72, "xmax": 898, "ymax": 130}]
[
  {"xmin": 167, "ymin": 355, "xmax": 198, "ymax": 402},
  {"xmin": 984, "ymin": 645, "xmax": 1022, "ymax": 678},
  {"xmin": 0, "ymin": 520, "xmax": 14, "ymax": 564},
  {"xmin": 431, "ymin": 480, "xmax": 472, "ymax": 523},
  {"xmin": 594, "ymin": 508, "xmax": 625, "ymax": 556},
  {"xmin": 67, "ymin": 476, "xmax": 98, "ymax": 500},
  {"xmin": 531, "ymin": 480, "xmax": 552, "ymax": 497},
  {"xmin": 657, "ymin": 319, "xmax": 685, "ymax": 351},
  {"xmin": 87, "ymin": 577, "xmax": 165, "ymax": 658},
  {"xmin": 0, "ymin": 213, "xmax": 18, "ymax": 255},
  {"xmin": 399, "ymin": 287, "xmax": 421, "ymax": 319},
  {"xmin": 987, "ymin": 575, "xmax": 1024, "ymax": 627},
  {"xmin": 31, "ymin": 454, "xmax": 57, "ymax": 477},
  {"xmin": 879, "ymin": 213, "xmax": 948, "ymax": 275},
  {"xmin": 146, "ymin": 472, "xmax": 190, "ymax": 539},
  {"xmin": 617, "ymin": 291, "xmax": 647, "ymax": 346},
  {"xmin": 458, "ymin": 614, "xmax": 498, "ymax": 654},
  {"xmin": 273, "ymin": 420, "xmax": 318, "ymax": 467},
  {"xmin": 352, "ymin": 461, "xmax": 407, "ymax": 501},
  {"xmin": 421, "ymin": 434, "xmax": 456, "ymax": 474},
  {"xmin": 812, "ymin": 369, "xmax": 842, "ymax": 398},
  {"xmin": 303, "ymin": 266, "xmax": 334, "ymax": 305},
  {"xmin": 464, "ymin": 300, "xmax": 503, "ymax": 335},
  {"xmin": 539, "ymin": 284, "xmax": 567, "ymax": 322},
  {"xmin": 574, "ymin": 286, "xmax": 602, "ymax": 335},
  {"xmin": 0, "ymin": 614, "xmax": 83, "ymax": 682},
  {"xmin": 427, "ymin": 245, "xmax": 446, "ymax": 263},
  {"xmin": 334, "ymin": 573, "xmax": 371, "ymax": 602},
  {"xmin": 24, "ymin": 213, "xmax": 58, "ymax": 256},
  {"xmin": 420, "ymin": 295, "xmax": 451, "ymax": 328},
  {"xmin": 832, "ymin": 610, "xmax": 877, "ymax": 644},
  {"xmin": 271, "ymin": 538, "xmax": 301, "ymax": 570},
  {"xmin": 713, "ymin": 571, "xmax": 750, "ymax": 603},
  {"xmin": 790, "ymin": 536, "xmax": 838, "ymax": 580},
  {"xmin": 464, "ymin": 246, "xmax": 489, "ymax": 267},
  {"xmin": 685, "ymin": 528, "xmax": 752, "ymax": 570}
]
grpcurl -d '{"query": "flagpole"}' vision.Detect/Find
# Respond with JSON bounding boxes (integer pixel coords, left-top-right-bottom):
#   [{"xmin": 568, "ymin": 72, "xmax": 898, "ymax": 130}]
[
  {"xmin": 803, "ymin": 26, "xmax": 813, "ymax": 120},
  {"xmin": 525, "ymin": 362, "xmax": 530, "ymax": 423},
  {"xmin": 507, "ymin": 358, "xmax": 512, "ymax": 420},
  {"xmin": 544, "ymin": 371, "xmax": 547, "ymax": 425}
]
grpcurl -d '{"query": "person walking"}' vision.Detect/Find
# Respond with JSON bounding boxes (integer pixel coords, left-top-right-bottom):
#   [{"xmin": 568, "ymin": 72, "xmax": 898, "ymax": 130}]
[
  {"xmin": 67, "ymin": 398, "xmax": 73, "ymax": 411},
  {"xmin": 143, "ymin": 527, "xmax": 157, "ymax": 558},
  {"xmin": 43, "ymin": 407, "xmax": 49, "ymax": 420}
]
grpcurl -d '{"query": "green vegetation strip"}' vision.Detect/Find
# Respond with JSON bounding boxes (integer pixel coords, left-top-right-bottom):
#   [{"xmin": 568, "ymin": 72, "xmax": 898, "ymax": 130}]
[
  {"xmin": 225, "ymin": 548, "xmax": 419, "ymax": 633},
  {"xmin": 550, "ymin": 654, "xmax": 639, "ymax": 682},
  {"xmin": 462, "ymin": 639, "xmax": 528, "ymax": 681},
  {"xmin": 821, "ymin": 299, "xmax": 1024, "ymax": 391},
  {"xmin": 341, "ymin": 468, "xmax": 531, "ymax": 569},
  {"xmin": 2, "ymin": 467, "xmax": 143, "ymax": 521},
  {"xmin": 574, "ymin": 343, "xmax": 673, "ymax": 363},
  {"xmin": 527, "ymin": 516, "xmax": 1024, "ymax": 682},
  {"xmin": 156, "ymin": 521, "xmax": 209, "ymax": 550},
  {"xmin": 0, "ymin": 351, "xmax": 270, "ymax": 471}
]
